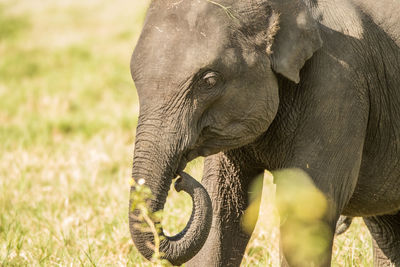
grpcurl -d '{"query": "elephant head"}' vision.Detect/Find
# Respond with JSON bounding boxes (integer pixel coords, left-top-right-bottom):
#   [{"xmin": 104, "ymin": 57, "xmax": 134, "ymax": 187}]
[{"xmin": 130, "ymin": 0, "xmax": 322, "ymax": 265}]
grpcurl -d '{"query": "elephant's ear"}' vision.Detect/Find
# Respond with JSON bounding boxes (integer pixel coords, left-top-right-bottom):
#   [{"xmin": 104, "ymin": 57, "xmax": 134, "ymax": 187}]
[{"xmin": 268, "ymin": 0, "xmax": 322, "ymax": 83}]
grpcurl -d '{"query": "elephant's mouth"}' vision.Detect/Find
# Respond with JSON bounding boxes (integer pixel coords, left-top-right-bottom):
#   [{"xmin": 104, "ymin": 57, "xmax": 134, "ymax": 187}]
[
  {"xmin": 177, "ymin": 150, "xmax": 208, "ymax": 174},
  {"xmin": 179, "ymin": 147, "xmax": 219, "ymax": 173}
]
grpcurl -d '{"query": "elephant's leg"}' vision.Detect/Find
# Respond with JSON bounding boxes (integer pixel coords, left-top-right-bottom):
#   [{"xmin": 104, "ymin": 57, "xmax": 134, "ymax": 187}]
[
  {"xmin": 187, "ymin": 149, "xmax": 264, "ymax": 267},
  {"xmin": 364, "ymin": 211, "xmax": 400, "ymax": 266}
]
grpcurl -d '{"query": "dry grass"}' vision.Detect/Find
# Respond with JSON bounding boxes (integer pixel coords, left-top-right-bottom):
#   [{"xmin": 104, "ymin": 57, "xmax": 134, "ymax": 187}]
[{"xmin": 0, "ymin": 0, "xmax": 372, "ymax": 266}]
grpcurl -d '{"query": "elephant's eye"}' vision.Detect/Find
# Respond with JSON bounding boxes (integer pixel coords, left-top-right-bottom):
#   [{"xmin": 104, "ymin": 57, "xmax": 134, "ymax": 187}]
[{"xmin": 201, "ymin": 72, "xmax": 219, "ymax": 89}]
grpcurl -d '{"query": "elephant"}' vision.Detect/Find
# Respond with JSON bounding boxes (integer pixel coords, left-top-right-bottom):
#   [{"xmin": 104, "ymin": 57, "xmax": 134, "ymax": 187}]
[{"xmin": 128, "ymin": 0, "xmax": 400, "ymax": 266}]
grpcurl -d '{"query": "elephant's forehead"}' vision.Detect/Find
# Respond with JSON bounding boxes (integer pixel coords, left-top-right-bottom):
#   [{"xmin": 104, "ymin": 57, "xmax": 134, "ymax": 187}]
[{"xmin": 132, "ymin": 0, "xmax": 235, "ymax": 85}]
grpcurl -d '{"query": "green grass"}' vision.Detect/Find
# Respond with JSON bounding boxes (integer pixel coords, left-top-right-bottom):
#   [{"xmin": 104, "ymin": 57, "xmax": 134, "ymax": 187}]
[{"xmin": 0, "ymin": 1, "xmax": 372, "ymax": 266}]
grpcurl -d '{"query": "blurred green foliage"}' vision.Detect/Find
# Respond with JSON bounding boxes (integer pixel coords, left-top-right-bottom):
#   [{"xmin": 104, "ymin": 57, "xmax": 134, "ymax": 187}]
[
  {"xmin": 274, "ymin": 169, "xmax": 330, "ymax": 266},
  {"xmin": 0, "ymin": 4, "xmax": 30, "ymax": 40}
]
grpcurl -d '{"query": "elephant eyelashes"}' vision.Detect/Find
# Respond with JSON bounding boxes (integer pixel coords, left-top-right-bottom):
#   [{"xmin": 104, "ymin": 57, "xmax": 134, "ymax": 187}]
[{"xmin": 200, "ymin": 71, "xmax": 220, "ymax": 89}]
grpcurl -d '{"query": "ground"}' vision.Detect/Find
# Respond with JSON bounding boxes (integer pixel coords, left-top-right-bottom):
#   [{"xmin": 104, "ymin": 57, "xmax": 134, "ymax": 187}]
[{"xmin": 0, "ymin": 0, "xmax": 372, "ymax": 265}]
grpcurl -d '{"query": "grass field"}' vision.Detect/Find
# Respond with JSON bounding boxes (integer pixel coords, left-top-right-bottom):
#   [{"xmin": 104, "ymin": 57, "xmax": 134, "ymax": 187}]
[{"xmin": 0, "ymin": 1, "xmax": 372, "ymax": 266}]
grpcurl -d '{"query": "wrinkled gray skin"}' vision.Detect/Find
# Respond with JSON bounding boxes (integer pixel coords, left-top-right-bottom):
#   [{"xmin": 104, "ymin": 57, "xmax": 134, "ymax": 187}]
[{"xmin": 129, "ymin": 0, "xmax": 400, "ymax": 266}]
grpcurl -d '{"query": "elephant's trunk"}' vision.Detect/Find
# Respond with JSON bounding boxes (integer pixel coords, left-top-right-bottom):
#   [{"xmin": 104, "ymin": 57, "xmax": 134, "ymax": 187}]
[{"xmin": 129, "ymin": 122, "xmax": 212, "ymax": 266}]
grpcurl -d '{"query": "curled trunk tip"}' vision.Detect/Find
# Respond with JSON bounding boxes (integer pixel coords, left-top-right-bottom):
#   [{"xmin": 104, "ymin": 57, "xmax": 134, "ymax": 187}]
[{"xmin": 129, "ymin": 172, "xmax": 212, "ymax": 266}]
